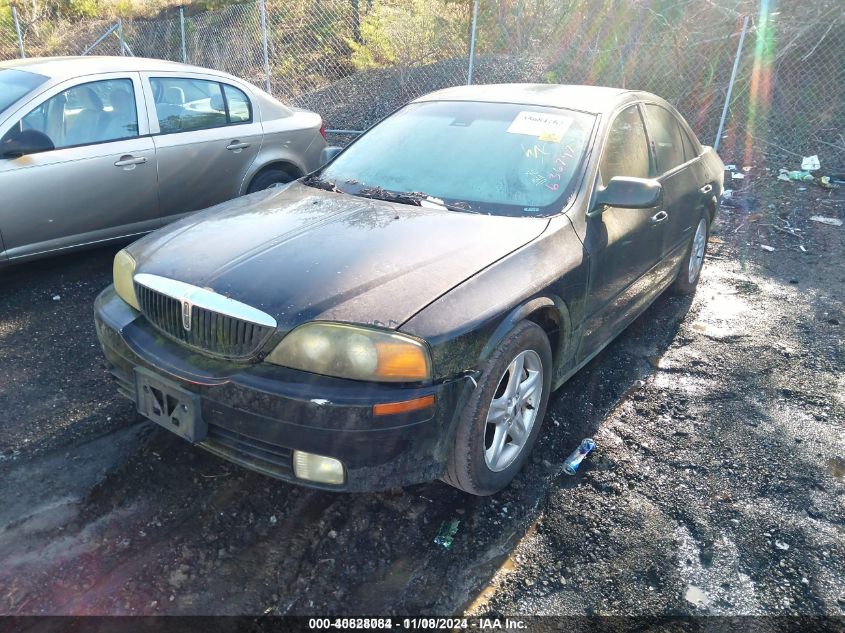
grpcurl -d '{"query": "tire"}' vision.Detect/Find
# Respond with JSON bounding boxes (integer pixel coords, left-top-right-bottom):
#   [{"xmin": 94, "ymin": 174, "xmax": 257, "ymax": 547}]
[
  {"xmin": 442, "ymin": 320, "xmax": 553, "ymax": 496},
  {"xmin": 247, "ymin": 168, "xmax": 295, "ymax": 193},
  {"xmin": 672, "ymin": 214, "xmax": 710, "ymax": 296}
]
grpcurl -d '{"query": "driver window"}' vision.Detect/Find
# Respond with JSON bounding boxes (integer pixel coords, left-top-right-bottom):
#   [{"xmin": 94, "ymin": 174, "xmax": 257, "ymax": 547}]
[
  {"xmin": 600, "ymin": 105, "xmax": 651, "ymax": 183},
  {"xmin": 3, "ymin": 78, "xmax": 138, "ymax": 150}
]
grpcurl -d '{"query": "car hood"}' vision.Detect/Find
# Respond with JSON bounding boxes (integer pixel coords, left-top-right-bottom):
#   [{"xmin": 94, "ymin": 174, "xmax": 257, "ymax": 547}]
[{"xmin": 129, "ymin": 183, "xmax": 549, "ymax": 331}]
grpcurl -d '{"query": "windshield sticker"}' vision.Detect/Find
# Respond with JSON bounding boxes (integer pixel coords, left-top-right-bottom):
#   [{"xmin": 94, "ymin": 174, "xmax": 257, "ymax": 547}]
[{"xmin": 507, "ymin": 111, "xmax": 573, "ymax": 138}]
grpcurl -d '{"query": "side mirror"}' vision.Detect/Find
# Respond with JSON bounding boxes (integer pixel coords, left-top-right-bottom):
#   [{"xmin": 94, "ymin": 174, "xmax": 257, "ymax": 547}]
[
  {"xmin": 592, "ymin": 176, "xmax": 662, "ymax": 211},
  {"xmin": 1, "ymin": 130, "xmax": 55, "ymax": 159},
  {"xmin": 320, "ymin": 146, "xmax": 343, "ymax": 165}
]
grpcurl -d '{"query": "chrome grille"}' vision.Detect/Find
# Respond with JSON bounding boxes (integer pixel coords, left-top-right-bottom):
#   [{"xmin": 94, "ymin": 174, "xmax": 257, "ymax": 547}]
[{"xmin": 134, "ymin": 280, "xmax": 275, "ymax": 360}]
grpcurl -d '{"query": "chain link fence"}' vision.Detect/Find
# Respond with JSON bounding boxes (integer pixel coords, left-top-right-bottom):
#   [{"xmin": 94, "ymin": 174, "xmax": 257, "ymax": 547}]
[{"xmin": 1, "ymin": 1, "xmax": 843, "ymax": 167}]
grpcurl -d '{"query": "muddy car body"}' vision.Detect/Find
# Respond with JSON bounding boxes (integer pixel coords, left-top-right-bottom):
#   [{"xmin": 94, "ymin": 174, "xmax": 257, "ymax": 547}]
[{"xmin": 95, "ymin": 84, "xmax": 724, "ymax": 494}]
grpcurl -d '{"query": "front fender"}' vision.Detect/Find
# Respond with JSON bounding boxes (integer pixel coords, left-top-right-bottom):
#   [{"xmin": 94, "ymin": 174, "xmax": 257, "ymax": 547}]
[{"xmin": 400, "ymin": 214, "xmax": 588, "ymax": 383}]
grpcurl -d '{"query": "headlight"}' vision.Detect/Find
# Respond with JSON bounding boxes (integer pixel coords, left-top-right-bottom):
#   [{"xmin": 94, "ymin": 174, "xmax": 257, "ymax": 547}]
[
  {"xmin": 113, "ymin": 249, "xmax": 140, "ymax": 310},
  {"xmin": 265, "ymin": 322, "xmax": 431, "ymax": 382}
]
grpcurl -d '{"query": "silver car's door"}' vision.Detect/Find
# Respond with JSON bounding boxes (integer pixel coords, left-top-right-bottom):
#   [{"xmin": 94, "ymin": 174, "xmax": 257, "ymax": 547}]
[
  {"xmin": 140, "ymin": 72, "xmax": 263, "ymax": 224},
  {"xmin": 0, "ymin": 72, "xmax": 158, "ymax": 261}
]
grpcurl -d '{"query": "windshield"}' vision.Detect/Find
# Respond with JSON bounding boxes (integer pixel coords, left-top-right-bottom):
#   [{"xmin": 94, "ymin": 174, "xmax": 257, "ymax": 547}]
[
  {"xmin": 319, "ymin": 101, "xmax": 596, "ymax": 217},
  {"xmin": 0, "ymin": 69, "xmax": 49, "ymax": 117}
]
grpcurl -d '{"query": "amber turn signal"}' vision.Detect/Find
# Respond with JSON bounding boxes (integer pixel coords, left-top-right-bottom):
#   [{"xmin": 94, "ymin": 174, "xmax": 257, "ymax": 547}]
[{"xmin": 373, "ymin": 394, "xmax": 436, "ymax": 416}]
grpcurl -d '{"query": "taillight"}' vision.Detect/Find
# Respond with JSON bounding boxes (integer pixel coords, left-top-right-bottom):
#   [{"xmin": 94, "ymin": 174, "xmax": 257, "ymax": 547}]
[{"xmin": 319, "ymin": 120, "xmax": 327, "ymax": 140}]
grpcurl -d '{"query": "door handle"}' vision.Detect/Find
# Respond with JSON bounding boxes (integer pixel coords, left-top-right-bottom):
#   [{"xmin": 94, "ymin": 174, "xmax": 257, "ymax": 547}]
[
  {"xmin": 700, "ymin": 183, "xmax": 713, "ymax": 194},
  {"xmin": 114, "ymin": 156, "xmax": 147, "ymax": 168},
  {"xmin": 226, "ymin": 141, "xmax": 251, "ymax": 151},
  {"xmin": 651, "ymin": 210, "xmax": 669, "ymax": 224}
]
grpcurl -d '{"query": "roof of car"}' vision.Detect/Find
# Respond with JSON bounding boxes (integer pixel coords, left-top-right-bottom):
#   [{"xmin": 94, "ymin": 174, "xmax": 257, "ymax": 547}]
[
  {"xmin": 414, "ymin": 84, "xmax": 645, "ymax": 115},
  {"xmin": 0, "ymin": 56, "xmax": 233, "ymax": 81}
]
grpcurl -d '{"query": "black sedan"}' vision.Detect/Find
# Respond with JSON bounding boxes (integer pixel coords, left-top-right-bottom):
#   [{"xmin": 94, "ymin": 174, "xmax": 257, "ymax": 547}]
[{"xmin": 94, "ymin": 84, "xmax": 724, "ymax": 495}]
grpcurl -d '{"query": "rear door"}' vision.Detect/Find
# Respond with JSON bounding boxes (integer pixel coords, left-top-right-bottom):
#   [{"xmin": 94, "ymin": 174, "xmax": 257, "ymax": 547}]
[
  {"xmin": 141, "ymin": 73, "xmax": 263, "ymax": 224},
  {"xmin": 642, "ymin": 103, "xmax": 707, "ymax": 260},
  {"xmin": 579, "ymin": 103, "xmax": 666, "ymax": 360},
  {"xmin": 0, "ymin": 73, "xmax": 158, "ymax": 260}
]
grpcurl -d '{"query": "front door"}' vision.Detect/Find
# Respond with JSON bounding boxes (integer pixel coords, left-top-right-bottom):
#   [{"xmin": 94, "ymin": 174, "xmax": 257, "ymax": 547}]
[
  {"xmin": 579, "ymin": 103, "xmax": 666, "ymax": 361},
  {"xmin": 0, "ymin": 74, "xmax": 159, "ymax": 260},
  {"xmin": 141, "ymin": 74, "xmax": 262, "ymax": 224}
]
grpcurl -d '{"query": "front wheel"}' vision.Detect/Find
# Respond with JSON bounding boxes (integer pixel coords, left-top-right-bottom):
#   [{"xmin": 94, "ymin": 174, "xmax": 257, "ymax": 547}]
[
  {"xmin": 442, "ymin": 321, "xmax": 552, "ymax": 496},
  {"xmin": 672, "ymin": 215, "xmax": 709, "ymax": 295}
]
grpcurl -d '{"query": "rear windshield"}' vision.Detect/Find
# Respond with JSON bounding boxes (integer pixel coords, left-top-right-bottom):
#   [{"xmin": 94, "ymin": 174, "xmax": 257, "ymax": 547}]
[
  {"xmin": 0, "ymin": 69, "xmax": 48, "ymax": 116},
  {"xmin": 321, "ymin": 101, "xmax": 597, "ymax": 217}
]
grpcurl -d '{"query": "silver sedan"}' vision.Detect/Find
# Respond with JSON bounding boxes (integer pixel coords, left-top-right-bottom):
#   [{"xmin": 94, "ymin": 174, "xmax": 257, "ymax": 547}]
[{"xmin": 0, "ymin": 56, "xmax": 326, "ymax": 265}]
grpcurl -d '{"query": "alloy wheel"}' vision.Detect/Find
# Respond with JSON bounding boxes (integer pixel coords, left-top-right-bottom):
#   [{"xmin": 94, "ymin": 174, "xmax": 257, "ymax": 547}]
[
  {"xmin": 688, "ymin": 218, "xmax": 707, "ymax": 284},
  {"xmin": 484, "ymin": 349, "xmax": 544, "ymax": 472}
]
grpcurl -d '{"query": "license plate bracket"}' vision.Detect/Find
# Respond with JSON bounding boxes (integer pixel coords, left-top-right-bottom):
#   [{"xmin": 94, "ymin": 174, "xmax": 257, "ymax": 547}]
[{"xmin": 135, "ymin": 367, "xmax": 206, "ymax": 443}]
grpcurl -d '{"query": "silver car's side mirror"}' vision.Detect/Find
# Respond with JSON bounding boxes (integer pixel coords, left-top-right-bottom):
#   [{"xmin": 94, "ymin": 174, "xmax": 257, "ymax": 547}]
[
  {"xmin": 320, "ymin": 146, "xmax": 343, "ymax": 165},
  {"xmin": 1, "ymin": 129, "xmax": 55, "ymax": 159}
]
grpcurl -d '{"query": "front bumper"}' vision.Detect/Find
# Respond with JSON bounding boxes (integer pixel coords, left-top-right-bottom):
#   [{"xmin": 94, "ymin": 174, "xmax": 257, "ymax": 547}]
[{"xmin": 94, "ymin": 286, "xmax": 472, "ymax": 492}]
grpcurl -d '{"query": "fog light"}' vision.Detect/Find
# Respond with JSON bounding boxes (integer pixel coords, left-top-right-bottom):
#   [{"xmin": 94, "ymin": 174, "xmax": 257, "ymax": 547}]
[{"xmin": 293, "ymin": 450, "xmax": 345, "ymax": 485}]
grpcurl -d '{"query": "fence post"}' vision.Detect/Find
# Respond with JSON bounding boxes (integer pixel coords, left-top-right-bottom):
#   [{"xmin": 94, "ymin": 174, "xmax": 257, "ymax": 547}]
[
  {"xmin": 117, "ymin": 17, "xmax": 125, "ymax": 56},
  {"xmin": 466, "ymin": 0, "xmax": 479, "ymax": 85},
  {"xmin": 258, "ymin": 0, "xmax": 272, "ymax": 94},
  {"xmin": 179, "ymin": 5, "xmax": 187, "ymax": 63},
  {"xmin": 714, "ymin": 15, "xmax": 750, "ymax": 151},
  {"xmin": 12, "ymin": 5, "xmax": 25, "ymax": 59}
]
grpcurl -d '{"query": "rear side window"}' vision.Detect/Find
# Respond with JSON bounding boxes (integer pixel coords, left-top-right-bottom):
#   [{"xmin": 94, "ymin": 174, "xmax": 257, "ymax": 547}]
[
  {"xmin": 2, "ymin": 78, "xmax": 138, "ymax": 150},
  {"xmin": 600, "ymin": 105, "xmax": 651, "ymax": 182},
  {"xmin": 150, "ymin": 77, "xmax": 252, "ymax": 134},
  {"xmin": 645, "ymin": 104, "xmax": 686, "ymax": 174},
  {"xmin": 223, "ymin": 85, "xmax": 251, "ymax": 123},
  {"xmin": 679, "ymin": 125, "xmax": 700, "ymax": 162}
]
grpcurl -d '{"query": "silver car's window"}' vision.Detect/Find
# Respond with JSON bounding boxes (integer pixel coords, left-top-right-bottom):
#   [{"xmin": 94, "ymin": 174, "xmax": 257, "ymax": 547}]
[
  {"xmin": 4, "ymin": 78, "xmax": 138, "ymax": 150},
  {"xmin": 600, "ymin": 105, "xmax": 651, "ymax": 182},
  {"xmin": 645, "ymin": 104, "xmax": 686, "ymax": 174},
  {"xmin": 0, "ymin": 69, "xmax": 49, "ymax": 116},
  {"xmin": 150, "ymin": 78, "xmax": 251, "ymax": 133},
  {"xmin": 321, "ymin": 101, "xmax": 596, "ymax": 217},
  {"xmin": 223, "ymin": 84, "xmax": 251, "ymax": 123}
]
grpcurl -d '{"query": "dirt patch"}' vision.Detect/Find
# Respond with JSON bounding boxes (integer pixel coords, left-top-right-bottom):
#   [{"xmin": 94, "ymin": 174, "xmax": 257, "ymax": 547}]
[{"xmin": 0, "ymin": 167, "xmax": 842, "ymax": 615}]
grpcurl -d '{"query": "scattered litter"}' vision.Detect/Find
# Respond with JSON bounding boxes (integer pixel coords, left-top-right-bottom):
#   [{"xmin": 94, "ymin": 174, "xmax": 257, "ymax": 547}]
[
  {"xmin": 434, "ymin": 519, "xmax": 461, "ymax": 549},
  {"xmin": 797, "ymin": 187, "xmax": 807, "ymax": 192},
  {"xmin": 760, "ymin": 245, "xmax": 775, "ymax": 252},
  {"xmin": 742, "ymin": 165, "xmax": 752, "ymax": 172},
  {"xmin": 685, "ymin": 585, "xmax": 709, "ymax": 608},
  {"xmin": 810, "ymin": 216, "xmax": 843, "ymax": 227},
  {"xmin": 799, "ymin": 245, "xmax": 807, "ymax": 253},
  {"xmin": 775, "ymin": 540, "xmax": 790, "ymax": 551},
  {"xmin": 801, "ymin": 155, "xmax": 820, "ymax": 171},
  {"xmin": 269, "ymin": 515, "xmax": 277, "ymax": 526},
  {"xmin": 52, "ymin": 295, "xmax": 61, "ymax": 301},
  {"xmin": 721, "ymin": 189, "xmax": 733, "ymax": 200},
  {"xmin": 731, "ymin": 172, "xmax": 745, "ymax": 180},
  {"xmin": 724, "ymin": 164, "xmax": 737, "ymax": 171},
  {"xmin": 817, "ymin": 176, "xmax": 835, "ymax": 189},
  {"xmin": 562, "ymin": 438, "xmax": 596, "ymax": 476},
  {"xmin": 780, "ymin": 169, "xmax": 815, "ymax": 182}
]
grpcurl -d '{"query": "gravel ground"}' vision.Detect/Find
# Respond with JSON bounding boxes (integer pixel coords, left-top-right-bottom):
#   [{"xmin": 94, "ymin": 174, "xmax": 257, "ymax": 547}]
[{"xmin": 0, "ymin": 167, "xmax": 842, "ymax": 616}]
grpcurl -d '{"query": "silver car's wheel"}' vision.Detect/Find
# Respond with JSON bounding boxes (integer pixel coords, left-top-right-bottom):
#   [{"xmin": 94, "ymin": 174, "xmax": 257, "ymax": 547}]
[
  {"xmin": 688, "ymin": 217, "xmax": 707, "ymax": 284},
  {"xmin": 484, "ymin": 349, "xmax": 544, "ymax": 472}
]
